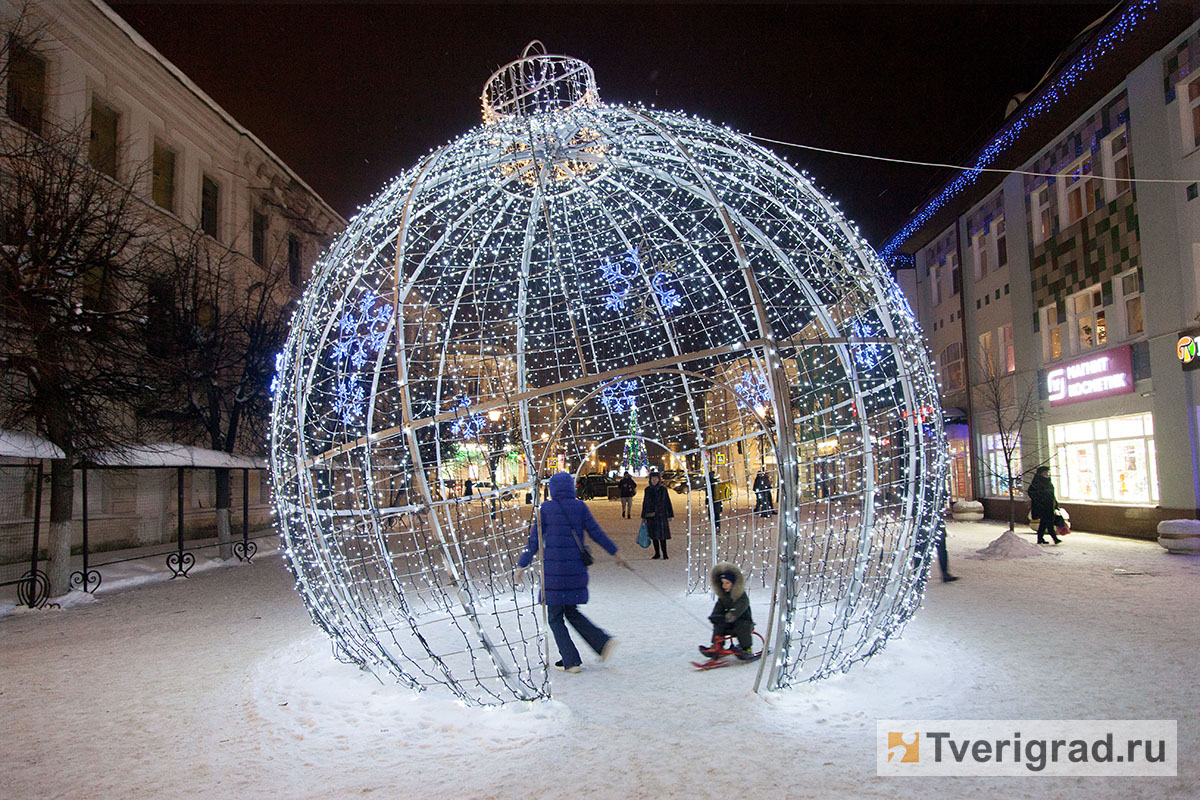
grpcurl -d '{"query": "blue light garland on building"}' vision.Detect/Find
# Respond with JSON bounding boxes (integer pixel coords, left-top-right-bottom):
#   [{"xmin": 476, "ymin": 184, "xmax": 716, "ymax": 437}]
[{"xmin": 881, "ymin": 0, "xmax": 1156, "ymax": 258}]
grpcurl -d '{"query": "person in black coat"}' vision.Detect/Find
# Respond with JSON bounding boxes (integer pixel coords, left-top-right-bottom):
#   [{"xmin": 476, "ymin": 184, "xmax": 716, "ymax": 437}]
[
  {"xmin": 640, "ymin": 470, "xmax": 675, "ymax": 559},
  {"xmin": 753, "ymin": 470, "xmax": 774, "ymax": 517},
  {"xmin": 618, "ymin": 472, "xmax": 637, "ymax": 518},
  {"xmin": 1027, "ymin": 466, "xmax": 1061, "ymax": 545},
  {"xmin": 707, "ymin": 470, "xmax": 723, "ymax": 532}
]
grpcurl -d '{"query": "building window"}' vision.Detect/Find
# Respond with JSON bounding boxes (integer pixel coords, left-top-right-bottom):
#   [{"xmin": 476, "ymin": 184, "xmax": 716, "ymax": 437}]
[
  {"xmin": 1049, "ymin": 413, "xmax": 1157, "ymax": 504},
  {"xmin": 152, "ymin": 140, "xmax": 176, "ymax": 212},
  {"xmin": 980, "ymin": 433, "xmax": 1021, "ymax": 498},
  {"xmin": 288, "ymin": 234, "xmax": 301, "ymax": 285},
  {"xmin": 978, "ymin": 329, "xmax": 994, "ymax": 374},
  {"xmin": 1102, "ymin": 126, "xmax": 1130, "ymax": 203},
  {"xmin": 1032, "ymin": 185, "xmax": 1052, "ymax": 245},
  {"xmin": 1181, "ymin": 76, "xmax": 1200, "ymax": 151},
  {"xmin": 1069, "ymin": 285, "xmax": 1107, "ymax": 351},
  {"xmin": 201, "ymin": 175, "xmax": 220, "ymax": 239},
  {"xmin": 1058, "ymin": 153, "xmax": 1097, "ymax": 227},
  {"xmin": 88, "ymin": 98, "xmax": 119, "ymax": 178},
  {"xmin": 252, "ymin": 210, "xmax": 267, "ymax": 265},
  {"xmin": 949, "ymin": 252, "xmax": 961, "ymax": 296},
  {"xmin": 939, "ymin": 342, "xmax": 964, "ymax": 392},
  {"xmin": 1042, "ymin": 305, "xmax": 1065, "ymax": 361},
  {"xmin": 5, "ymin": 43, "xmax": 46, "ymax": 134},
  {"xmin": 972, "ymin": 216, "xmax": 1007, "ymax": 280},
  {"xmin": 930, "ymin": 262, "xmax": 942, "ymax": 307},
  {"xmin": 1117, "ymin": 270, "xmax": 1142, "ymax": 338},
  {"xmin": 1001, "ymin": 323, "xmax": 1015, "ymax": 373},
  {"xmin": 996, "ymin": 218, "xmax": 1007, "ymax": 267},
  {"xmin": 973, "ymin": 228, "xmax": 990, "ymax": 279}
]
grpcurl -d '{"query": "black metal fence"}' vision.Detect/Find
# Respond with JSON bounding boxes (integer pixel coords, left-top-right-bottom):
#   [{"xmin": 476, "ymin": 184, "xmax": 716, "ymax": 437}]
[{"xmin": 1, "ymin": 462, "xmax": 270, "ymax": 609}]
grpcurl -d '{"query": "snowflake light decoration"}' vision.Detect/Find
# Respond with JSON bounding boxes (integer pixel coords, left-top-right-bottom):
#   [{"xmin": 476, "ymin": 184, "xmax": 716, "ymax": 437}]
[
  {"xmin": 448, "ymin": 396, "xmax": 488, "ymax": 440},
  {"xmin": 733, "ymin": 370, "xmax": 771, "ymax": 411},
  {"xmin": 270, "ymin": 45, "xmax": 946, "ymax": 706},
  {"xmin": 600, "ymin": 379, "xmax": 638, "ymax": 414}
]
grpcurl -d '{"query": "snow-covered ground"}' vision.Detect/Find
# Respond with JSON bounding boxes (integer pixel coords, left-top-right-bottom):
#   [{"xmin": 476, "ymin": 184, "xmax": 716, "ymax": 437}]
[{"xmin": 2, "ymin": 503, "xmax": 1197, "ymax": 799}]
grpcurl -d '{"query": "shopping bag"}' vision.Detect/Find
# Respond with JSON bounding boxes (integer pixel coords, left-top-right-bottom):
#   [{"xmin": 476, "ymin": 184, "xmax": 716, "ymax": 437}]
[
  {"xmin": 637, "ymin": 521, "xmax": 651, "ymax": 548},
  {"xmin": 1054, "ymin": 507, "xmax": 1071, "ymax": 536}
]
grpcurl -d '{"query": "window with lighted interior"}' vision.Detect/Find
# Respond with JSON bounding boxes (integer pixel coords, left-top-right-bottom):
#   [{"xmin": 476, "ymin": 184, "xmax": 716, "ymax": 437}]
[
  {"xmin": 1059, "ymin": 153, "xmax": 1097, "ymax": 227},
  {"xmin": 978, "ymin": 329, "xmax": 994, "ymax": 374},
  {"xmin": 1069, "ymin": 286, "xmax": 1106, "ymax": 351},
  {"xmin": 1001, "ymin": 324, "xmax": 1014, "ymax": 373},
  {"xmin": 1049, "ymin": 413, "xmax": 1157, "ymax": 504},
  {"xmin": 980, "ymin": 433, "xmax": 1020, "ymax": 497},
  {"xmin": 1042, "ymin": 304, "xmax": 1065, "ymax": 361}
]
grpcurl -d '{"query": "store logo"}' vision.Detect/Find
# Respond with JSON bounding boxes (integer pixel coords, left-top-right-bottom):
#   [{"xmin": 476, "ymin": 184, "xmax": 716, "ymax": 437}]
[
  {"xmin": 1178, "ymin": 330, "xmax": 1200, "ymax": 372},
  {"xmin": 1046, "ymin": 346, "xmax": 1133, "ymax": 407},
  {"xmin": 887, "ymin": 732, "xmax": 920, "ymax": 763}
]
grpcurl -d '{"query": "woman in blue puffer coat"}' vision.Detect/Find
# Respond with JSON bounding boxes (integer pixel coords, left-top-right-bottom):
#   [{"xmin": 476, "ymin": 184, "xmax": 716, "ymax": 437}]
[{"xmin": 515, "ymin": 472, "xmax": 625, "ymax": 672}]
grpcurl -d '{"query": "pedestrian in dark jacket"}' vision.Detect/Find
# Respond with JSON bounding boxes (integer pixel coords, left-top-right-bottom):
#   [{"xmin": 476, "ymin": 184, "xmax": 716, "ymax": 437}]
[
  {"xmin": 1027, "ymin": 466, "xmax": 1061, "ymax": 545},
  {"xmin": 515, "ymin": 472, "xmax": 624, "ymax": 672},
  {"xmin": 753, "ymin": 470, "xmax": 774, "ymax": 517},
  {"xmin": 640, "ymin": 470, "xmax": 675, "ymax": 559},
  {"xmin": 698, "ymin": 562, "xmax": 756, "ymax": 660},
  {"xmin": 618, "ymin": 472, "xmax": 637, "ymax": 518},
  {"xmin": 707, "ymin": 470, "xmax": 723, "ymax": 532}
]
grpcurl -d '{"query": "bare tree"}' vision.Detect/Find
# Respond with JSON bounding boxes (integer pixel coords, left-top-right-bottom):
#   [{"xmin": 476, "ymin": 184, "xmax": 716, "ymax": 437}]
[
  {"xmin": 140, "ymin": 227, "xmax": 294, "ymax": 558},
  {"xmin": 971, "ymin": 354, "xmax": 1049, "ymax": 531},
  {"xmin": 0, "ymin": 109, "xmax": 157, "ymax": 594}
]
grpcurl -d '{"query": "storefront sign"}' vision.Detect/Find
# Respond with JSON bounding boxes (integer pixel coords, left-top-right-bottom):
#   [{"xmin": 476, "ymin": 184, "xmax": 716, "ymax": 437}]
[
  {"xmin": 1177, "ymin": 328, "xmax": 1200, "ymax": 372},
  {"xmin": 1046, "ymin": 345, "xmax": 1133, "ymax": 407}
]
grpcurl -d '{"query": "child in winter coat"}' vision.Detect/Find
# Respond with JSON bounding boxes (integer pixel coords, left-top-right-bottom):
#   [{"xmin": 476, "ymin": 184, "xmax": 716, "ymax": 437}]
[{"xmin": 698, "ymin": 562, "xmax": 756, "ymax": 660}]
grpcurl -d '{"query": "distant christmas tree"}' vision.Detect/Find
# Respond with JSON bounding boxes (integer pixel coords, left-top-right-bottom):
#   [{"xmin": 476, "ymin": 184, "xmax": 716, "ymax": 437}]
[{"xmin": 621, "ymin": 407, "xmax": 648, "ymax": 473}]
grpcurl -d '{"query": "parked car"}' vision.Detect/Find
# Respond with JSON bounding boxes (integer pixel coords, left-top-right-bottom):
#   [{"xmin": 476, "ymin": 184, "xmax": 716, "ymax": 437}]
[
  {"xmin": 673, "ymin": 473, "xmax": 708, "ymax": 494},
  {"xmin": 576, "ymin": 472, "xmax": 616, "ymax": 499},
  {"xmin": 659, "ymin": 470, "xmax": 684, "ymax": 487}
]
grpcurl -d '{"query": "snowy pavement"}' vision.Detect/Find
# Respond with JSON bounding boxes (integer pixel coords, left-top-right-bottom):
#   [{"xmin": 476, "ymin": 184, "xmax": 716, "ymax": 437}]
[{"xmin": 2, "ymin": 503, "xmax": 1198, "ymax": 799}]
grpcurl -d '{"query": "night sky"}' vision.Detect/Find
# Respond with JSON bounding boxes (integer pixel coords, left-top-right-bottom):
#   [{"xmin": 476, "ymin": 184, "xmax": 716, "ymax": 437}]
[{"xmin": 110, "ymin": 3, "xmax": 1116, "ymax": 246}]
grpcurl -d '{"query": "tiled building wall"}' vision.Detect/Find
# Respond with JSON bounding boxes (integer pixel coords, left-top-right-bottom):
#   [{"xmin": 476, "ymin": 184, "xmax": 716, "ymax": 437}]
[
  {"xmin": 1162, "ymin": 27, "xmax": 1200, "ymax": 101},
  {"xmin": 1023, "ymin": 90, "xmax": 1140, "ymax": 313}
]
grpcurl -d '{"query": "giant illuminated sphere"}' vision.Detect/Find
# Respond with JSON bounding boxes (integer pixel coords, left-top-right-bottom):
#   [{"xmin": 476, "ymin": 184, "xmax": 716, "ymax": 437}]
[{"xmin": 269, "ymin": 46, "xmax": 947, "ymax": 705}]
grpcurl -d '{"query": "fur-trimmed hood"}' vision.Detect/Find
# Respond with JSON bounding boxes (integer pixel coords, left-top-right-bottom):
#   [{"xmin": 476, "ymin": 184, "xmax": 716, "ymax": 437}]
[{"xmin": 709, "ymin": 562, "xmax": 746, "ymax": 601}]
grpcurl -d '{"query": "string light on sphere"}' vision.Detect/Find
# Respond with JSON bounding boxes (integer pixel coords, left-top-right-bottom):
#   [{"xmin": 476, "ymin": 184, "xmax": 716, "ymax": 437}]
[{"xmin": 269, "ymin": 43, "xmax": 946, "ymax": 705}]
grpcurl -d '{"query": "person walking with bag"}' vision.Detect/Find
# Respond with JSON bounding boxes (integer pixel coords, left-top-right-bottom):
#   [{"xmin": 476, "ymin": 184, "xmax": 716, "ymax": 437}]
[
  {"xmin": 1027, "ymin": 465, "xmax": 1061, "ymax": 545},
  {"xmin": 618, "ymin": 471, "xmax": 637, "ymax": 518},
  {"xmin": 640, "ymin": 470, "xmax": 675, "ymax": 559},
  {"xmin": 515, "ymin": 472, "xmax": 624, "ymax": 673}
]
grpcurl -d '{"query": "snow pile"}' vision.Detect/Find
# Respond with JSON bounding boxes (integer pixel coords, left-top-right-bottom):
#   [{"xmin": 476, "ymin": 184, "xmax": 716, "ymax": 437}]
[{"xmin": 971, "ymin": 528, "xmax": 1047, "ymax": 559}]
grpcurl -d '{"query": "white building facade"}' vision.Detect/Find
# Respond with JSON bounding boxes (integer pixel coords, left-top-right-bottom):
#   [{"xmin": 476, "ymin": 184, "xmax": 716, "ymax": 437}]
[
  {"xmin": 0, "ymin": 0, "xmax": 345, "ymax": 557},
  {"xmin": 890, "ymin": 2, "xmax": 1200, "ymax": 538}
]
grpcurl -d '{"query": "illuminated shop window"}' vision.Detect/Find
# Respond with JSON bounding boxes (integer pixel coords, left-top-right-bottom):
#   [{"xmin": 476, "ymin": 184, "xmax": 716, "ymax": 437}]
[
  {"xmin": 1049, "ymin": 412, "xmax": 1157, "ymax": 504},
  {"xmin": 980, "ymin": 432, "xmax": 1021, "ymax": 498}
]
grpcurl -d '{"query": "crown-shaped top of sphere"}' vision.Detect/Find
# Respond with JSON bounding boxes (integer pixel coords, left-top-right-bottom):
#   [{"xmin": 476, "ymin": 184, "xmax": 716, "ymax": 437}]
[{"xmin": 481, "ymin": 41, "xmax": 600, "ymax": 124}]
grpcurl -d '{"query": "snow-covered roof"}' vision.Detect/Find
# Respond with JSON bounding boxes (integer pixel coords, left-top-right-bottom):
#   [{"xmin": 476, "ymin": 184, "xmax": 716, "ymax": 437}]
[
  {"xmin": 90, "ymin": 444, "xmax": 265, "ymax": 470},
  {"xmin": 0, "ymin": 429, "xmax": 66, "ymax": 459}
]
